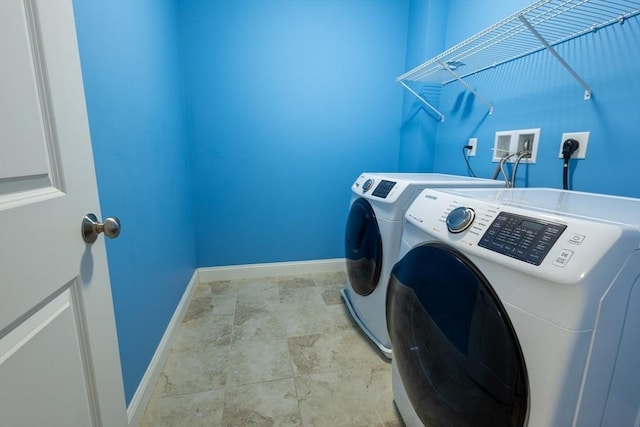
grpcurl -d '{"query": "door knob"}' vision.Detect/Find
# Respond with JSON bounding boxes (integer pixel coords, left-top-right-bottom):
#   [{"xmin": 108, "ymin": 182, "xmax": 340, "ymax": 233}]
[{"xmin": 82, "ymin": 213, "xmax": 121, "ymax": 243}]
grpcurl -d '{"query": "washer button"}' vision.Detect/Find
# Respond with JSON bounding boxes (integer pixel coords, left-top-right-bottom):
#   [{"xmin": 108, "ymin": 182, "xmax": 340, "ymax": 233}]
[
  {"xmin": 553, "ymin": 249, "xmax": 574, "ymax": 267},
  {"xmin": 568, "ymin": 234, "xmax": 585, "ymax": 245}
]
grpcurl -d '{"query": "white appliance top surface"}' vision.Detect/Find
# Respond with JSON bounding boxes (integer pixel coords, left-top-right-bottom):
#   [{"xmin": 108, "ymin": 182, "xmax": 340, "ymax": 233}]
[
  {"xmin": 362, "ymin": 172, "xmax": 500, "ymax": 185},
  {"xmin": 441, "ymin": 187, "xmax": 640, "ymax": 228}
]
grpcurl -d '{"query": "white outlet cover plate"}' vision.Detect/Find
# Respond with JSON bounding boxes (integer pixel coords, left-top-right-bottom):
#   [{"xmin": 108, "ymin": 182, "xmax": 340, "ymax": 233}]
[
  {"xmin": 468, "ymin": 138, "xmax": 477, "ymax": 156},
  {"xmin": 559, "ymin": 131, "xmax": 590, "ymax": 159}
]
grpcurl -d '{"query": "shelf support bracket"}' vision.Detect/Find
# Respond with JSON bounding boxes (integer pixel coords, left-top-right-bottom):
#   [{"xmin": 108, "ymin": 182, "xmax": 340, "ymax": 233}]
[
  {"xmin": 519, "ymin": 15, "xmax": 591, "ymax": 100},
  {"xmin": 398, "ymin": 80, "xmax": 445, "ymax": 122},
  {"xmin": 439, "ymin": 61, "xmax": 494, "ymax": 115}
]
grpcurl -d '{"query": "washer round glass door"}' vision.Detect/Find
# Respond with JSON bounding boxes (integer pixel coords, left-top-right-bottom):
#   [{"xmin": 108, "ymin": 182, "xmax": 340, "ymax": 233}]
[
  {"xmin": 345, "ymin": 198, "xmax": 382, "ymax": 296},
  {"xmin": 387, "ymin": 243, "xmax": 528, "ymax": 426}
]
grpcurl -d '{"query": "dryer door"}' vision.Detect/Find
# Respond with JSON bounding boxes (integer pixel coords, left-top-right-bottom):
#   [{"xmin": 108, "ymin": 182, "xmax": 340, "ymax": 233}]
[
  {"xmin": 387, "ymin": 243, "xmax": 528, "ymax": 427},
  {"xmin": 345, "ymin": 198, "xmax": 382, "ymax": 296}
]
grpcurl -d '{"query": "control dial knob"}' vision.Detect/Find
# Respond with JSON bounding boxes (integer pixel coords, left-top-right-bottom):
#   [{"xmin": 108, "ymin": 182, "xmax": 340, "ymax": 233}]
[
  {"xmin": 446, "ymin": 206, "xmax": 476, "ymax": 233},
  {"xmin": 362, "ymin": 179, "xmax": 374, "ymax": 193}
]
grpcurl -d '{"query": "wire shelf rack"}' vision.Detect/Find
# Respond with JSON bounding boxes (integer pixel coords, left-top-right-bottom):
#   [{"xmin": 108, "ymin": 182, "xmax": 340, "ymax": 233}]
[{"xmin": 397, "ymin": 0, "xmax": 640, "ymax": 121}]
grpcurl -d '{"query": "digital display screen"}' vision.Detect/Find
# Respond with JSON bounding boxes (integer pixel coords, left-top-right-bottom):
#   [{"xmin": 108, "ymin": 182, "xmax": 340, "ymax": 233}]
[
  {"xmin": 520, "ymin": 220, "xmax": 544, "ymax": 231},
  {"xmin": 372, "ymin": 180, "xmax": 396, "ymax": 198}
]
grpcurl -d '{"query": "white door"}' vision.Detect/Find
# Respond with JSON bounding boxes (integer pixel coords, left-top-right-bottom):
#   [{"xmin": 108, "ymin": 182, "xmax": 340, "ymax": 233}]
[{"xmin": 0, "ymin": 1, "xmax": 127, "ymax": 426}]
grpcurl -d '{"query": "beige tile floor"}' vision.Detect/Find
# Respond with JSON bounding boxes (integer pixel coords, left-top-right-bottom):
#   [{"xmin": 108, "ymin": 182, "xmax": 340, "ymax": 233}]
[{"xmin": 140, "ymin": 271, "xmax": 405, "ymax": 427}]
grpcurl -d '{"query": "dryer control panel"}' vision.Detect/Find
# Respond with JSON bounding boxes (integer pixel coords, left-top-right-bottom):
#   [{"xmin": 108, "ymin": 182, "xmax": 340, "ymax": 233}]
[
  {"xmin": 354, "ymin": 177, "xmax": 398, "ymax": 199},
  {"xmin": 352, "ymin": 174, "xmax": 405, "ymax": 203},
  {"xmin": 478, "ymin": 212, "xmax": 567, "ymax": 266}
]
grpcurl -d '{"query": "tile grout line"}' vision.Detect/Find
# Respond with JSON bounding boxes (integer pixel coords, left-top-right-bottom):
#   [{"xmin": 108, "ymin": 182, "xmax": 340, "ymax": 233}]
[
  {"xmin": 220, "ymin": 285, "xmax": 240, "ymax": 424},
  {"xmin": 276, "ymin": 276, "xmax": 307, "ymax": 426}
]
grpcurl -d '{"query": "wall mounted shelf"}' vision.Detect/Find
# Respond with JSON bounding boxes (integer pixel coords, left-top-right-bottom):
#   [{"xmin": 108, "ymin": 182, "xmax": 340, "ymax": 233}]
[{"xmin": 397, "ymin": 0, "xmax": 640, "ymax": 122}]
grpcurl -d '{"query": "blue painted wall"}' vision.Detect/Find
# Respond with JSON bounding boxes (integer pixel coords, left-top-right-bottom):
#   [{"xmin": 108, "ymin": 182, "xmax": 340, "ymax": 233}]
[
  {"xmin": 404, "ymin": 0, "xmax": 640, "ymax": 198},
  {"xmin": 72, "ymin": 0, "xmax": 639, "ymax": 409},
  {"xmin": 399, "ymin": 0, "xmax": 448, "ymax": 172},
  {"xmin": 73, "ymin": 0, "xmax": 197, "ymax": 404},
  {"xmin": 178, "ymin": 0, "xmax": 411, "ymax": 267}
]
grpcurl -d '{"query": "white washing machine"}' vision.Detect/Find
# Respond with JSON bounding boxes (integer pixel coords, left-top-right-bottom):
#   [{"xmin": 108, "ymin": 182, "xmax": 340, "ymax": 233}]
[
  {"xmin": 342, "ymin": 173, "xmax": 504, "ymax": 359},
  {"xmin": 387, "ymin": 187, "xmax": 640, "ymax": 426}
]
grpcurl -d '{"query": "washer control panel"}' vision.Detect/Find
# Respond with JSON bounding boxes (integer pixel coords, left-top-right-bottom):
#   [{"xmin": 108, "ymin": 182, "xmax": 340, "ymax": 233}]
[
  {"xmin": 404, "ymin": 187, "xmax": 632, "ymax": 286},
  {"xmin": 478, "ymin": 212, "xmax": 567, "ymax": 265}
]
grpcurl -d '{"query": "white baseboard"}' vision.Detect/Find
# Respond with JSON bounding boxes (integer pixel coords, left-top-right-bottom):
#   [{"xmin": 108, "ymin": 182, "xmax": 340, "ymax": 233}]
[
  {"xmin": 198, "ymin": 258, "xmax": 346, "ymax": 282},
  {"xmin": 127, "ymin": 270, "xmax": 199, "ymax": 427}
]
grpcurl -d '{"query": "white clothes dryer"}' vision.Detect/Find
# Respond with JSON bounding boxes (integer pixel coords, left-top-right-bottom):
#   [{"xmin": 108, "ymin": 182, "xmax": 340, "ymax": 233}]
[
  {"xmin": 387, "ymin": 187, "xmax": 640, "ymax": 427},
  {"xmin": 342, "ymin": 173, "xmax": 504, "ymax": 358}
]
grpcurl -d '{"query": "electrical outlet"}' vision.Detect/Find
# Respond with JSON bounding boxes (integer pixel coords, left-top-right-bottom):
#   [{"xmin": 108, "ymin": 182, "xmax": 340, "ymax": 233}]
[
  {"xmin": 467, "ymin": 138, "xmax": 477, "ymax": 156},
  {"xmin": 558, "ymin": 132, "xmax": 590, "ymax": 159}
]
